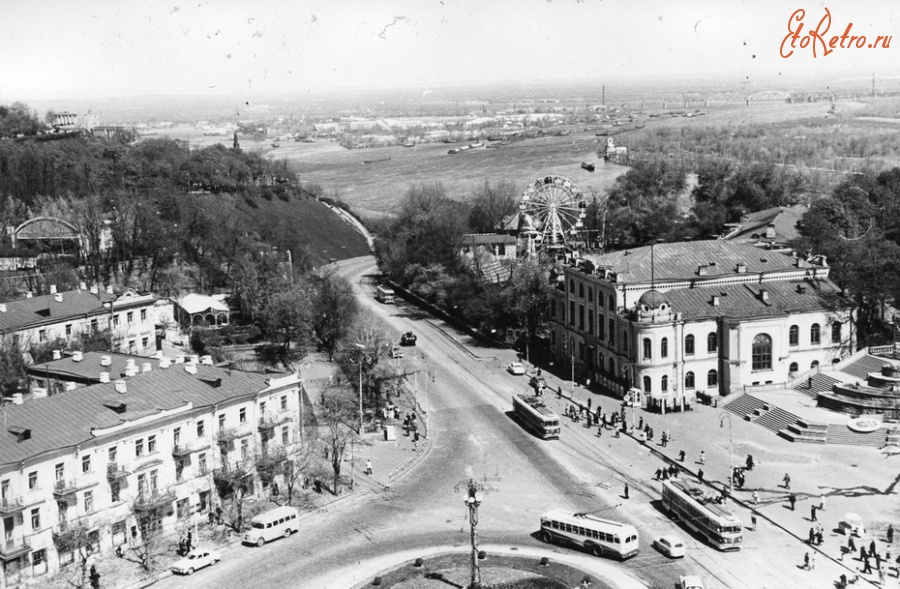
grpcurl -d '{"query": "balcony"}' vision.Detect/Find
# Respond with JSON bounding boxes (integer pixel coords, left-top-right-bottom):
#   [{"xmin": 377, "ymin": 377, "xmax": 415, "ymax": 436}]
[
  {"xmin": 172, "ymin": 438, "xmax": 212, "ymax": 457},
  {"xmin": 107, "ymin": 463, "xmax": 131, "ymax": 480},
  {"xmin": 258, "ymin": 410, "xmax": 293, "ymax": 431},
  {"xmin": 0, "ymin": 538, "xmax": 31, "ymax": 561},
  {"xmin": 53, "ymin": 479, "xmax": 96, "ymax": 499},
  {"xmin": 0, "ymin": 497, "xmax": 24, "ymax": 516},
  {"xmin": 216, "ymin": 426, "xmax": 253, "ymax": 450},
  {"xmin": 132, "ymin": 488, "xmax": 176, "ymax": 513}
]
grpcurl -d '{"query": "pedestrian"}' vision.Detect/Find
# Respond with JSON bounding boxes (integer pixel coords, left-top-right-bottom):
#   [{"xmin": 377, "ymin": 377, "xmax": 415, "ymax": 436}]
[
  {"xmin": 679, "ymin": 449, "xmax": 686, "ymax": 462},
  {"xmin": 889, "ymin": 524, "xmax": 895, "ymax": 544},
  {"xmin": 215, "ymin": 505, "xmax": 223, "ymax": 524},
  {"xmin": 208, "ymin": 510, "xmax": 215, "ymax": 526},
  {"xmin": 697, "ymin": 469, "xmax": 704, "ymax": 483},
  {"xmin": 624, "ymin": 483, "xmax": 629, "ymax": 499},
  {"xmin": 186, "ymin": 530, "xmax": 193, "ymax": 551},
  {"xmin": 752, "ymin": 491, "xmax": 759, "ymax": 505},
  {"xmin": 783, "ymin": 473, "xmax": 791, "ymax": 489},
  {"xmin": 811, "ymin": 505, "xmax": 818, "ymax": 522},
  {"xmin": 601, "ymin": 413, "xmax": 608, "ymax": 428},
  {"xmin": 558, "ymin": 385, "xmax": 563, "ymax": 398},
  {"xmin": 597, "ymin": 423, "xmax": 603, "ymax": 437},
  {"xmin": 877, "ymin": 552, "xmax": 882, "ymax": 571},
  {"xmin": 587, "ymin": 398, "xmax": 592, "ymax": 411},
  {"xmin": 817, "ymin": 530, "xmax": 824, "ymax": 546},
  {"xmin": 808, "ymin": 375, "xmax": 813, "ymax": 389},
  {"xmin": 751, "ymin": 515, "xmax": 757, "ymax": 531},
  {"xmin": 879, "ymin": 568, "xmax": 885, "ymax": 586},
  {"xmin": 789, "ymin": 493, "xmax": 797, "ymax": 511},
  {"xmin": 655, "ymin": 468, "xmax": 662, "ymax": 481},
  {"xmin": 810, "ymin": 553, "xmax": 816, "ymax": 570},
  {"xmin": 699, "ymin": 450, "xmax": 706, "ymax": 465},
  {"xmin": 804, "ymin": 551, "xmax": 811, "ymax": 570},
  {"xmin": 864, "ymin": 554, "xmax": 873, "ymax": 574},
  {"xmin": 809, "ymin": 527, "xmax": 816, "ymax": 545},
  {"xmin": 365, "ymin": 459, "xmax": 373, "ymax": 475},
  {"xmin": 746, "ymin": 454, "xmax": 754, "ymax": 470},
  {"xmin": 872, "ymin": 540, "xmax": 878, "ymax": 558},
  {"xmin": 820, "ymin": 494, "xmax": 826, "ymax": 512},
  {"xmin": 849, "ymin": 535, "xmax": 857, "ymax": 553},
  {"xmin": 638, "ymin": 416, "xmax": 644, "ymax": 430},
  {"xmin": 862, "ymin": 547, "xmax": 869, "ymax": 562}
]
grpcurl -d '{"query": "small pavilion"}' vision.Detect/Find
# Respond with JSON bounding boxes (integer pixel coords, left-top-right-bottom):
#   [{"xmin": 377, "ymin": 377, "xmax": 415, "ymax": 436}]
[{"xmin": 175, "ymin": 293, "xmax": 230, "ymax": 328}]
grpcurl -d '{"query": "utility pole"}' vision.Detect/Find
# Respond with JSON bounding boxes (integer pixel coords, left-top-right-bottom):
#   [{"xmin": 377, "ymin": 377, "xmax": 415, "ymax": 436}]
[{"xmin": 720, "ymin": 412, "xmax": 734, "ymax": 495}]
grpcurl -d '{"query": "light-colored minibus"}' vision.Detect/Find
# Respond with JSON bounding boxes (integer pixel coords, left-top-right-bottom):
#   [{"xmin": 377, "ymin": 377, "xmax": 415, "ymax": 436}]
[{"xmin": 243, "ymin": 506, "xmax": 300, "ymax": 547}]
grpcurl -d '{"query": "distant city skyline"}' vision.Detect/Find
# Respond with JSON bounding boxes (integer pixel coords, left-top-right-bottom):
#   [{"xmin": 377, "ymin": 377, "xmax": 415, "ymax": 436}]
[{"xmin": 1, "ymin": 0, "xmax": 897, "ymax": 101}]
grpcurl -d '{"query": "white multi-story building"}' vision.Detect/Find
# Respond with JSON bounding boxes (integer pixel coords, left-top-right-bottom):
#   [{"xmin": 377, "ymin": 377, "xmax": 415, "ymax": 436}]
[
  {"xmin": 0, "ymin": 356, "xmax": 303, "ymax": 587},
  {"xmin": 548, "ymin": 241, "xmax": 854, "ymax": 412},
  {"xmin": 0, "ymin": 286, "xmax": 158, "ymax": 357}
]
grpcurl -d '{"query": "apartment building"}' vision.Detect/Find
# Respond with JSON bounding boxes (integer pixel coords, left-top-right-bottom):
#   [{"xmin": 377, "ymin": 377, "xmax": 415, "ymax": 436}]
[
  {"xmin": 548, "ymin": 240, "xmax": 854, "ymax": 411},
  {"xmin": 0, "ymin": 286, "xmax": 158, "ymax": 358},
  {"xmin": 0, "ymin": 357, "xmax": 303, "ymax": 587}
]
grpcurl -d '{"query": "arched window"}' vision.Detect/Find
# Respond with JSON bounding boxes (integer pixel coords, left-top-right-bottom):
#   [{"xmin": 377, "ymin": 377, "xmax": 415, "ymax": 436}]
[
  {"xmin": 707, "ymin": 332, "xmax": 717, "ymax": 353},
  {"xmin": 661, "ymin": 337, "xmax": 669, "ymax": 358},
  {"xmin": 811, "ymin": 360, "xmax": 820, "ymax": 369},
  {"xmin": 810, "ymin": 323, "xmax": 821, "ymax": 344},
  {"xmin": 570, "ymin": 279, "xmax": 575, "ymax": 293},
  {"xmin": 661, "ymin": 375, "xmax": 668, "ymax": 392},
  {"xmin": 789, "ymin": 362, "xmax": 798, "ymax": 373},
  {"xmin": 579, "ymin": 283, "xmax": 584, "ymax": 298},
  {"xmin": 789, "ymin": 325, "xmax": 799, "ymax": 346},
  {"xmin": 643, "ymin": 375, "xmax": 652, "ymax": 393},
  {"xmin": 588, "ymin": 287, "xmax": 593, "ymax": 302},
  {"xmin": 752, "ymin": 334, "xmax": 772, "ymax": 370},
  {"xmin": 550, "ymin": 331, "xmax": 556, "ymax": 347},
  {"xmin": 831, "ymin": 322, "xmax": 842, "ymax": 343},
  {"xmin": 685, "ymin": 371, "xmax": 695, "ymax": 389},
  {"xmin": 685, "ymin": 334, "xmax": 695, "ymax": 355},
  {"xmin": 598, "ymin": 352, "xmax": 604, "ymax": 373},
  {"xmin": 608, "ymin": 294, "xmax": 615, "ymax": 311},
  {"xmin": 642, "ymin": 338, "xmax": 652, "ymax": 360},
  {"xmin": 707, "ymin": 369, "xmax": 718, "ymax": 388}
]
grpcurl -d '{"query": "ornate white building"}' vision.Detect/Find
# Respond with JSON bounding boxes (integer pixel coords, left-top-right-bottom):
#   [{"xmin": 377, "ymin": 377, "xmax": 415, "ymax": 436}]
[{"xmin": 548, "ymin": 241, "xmax": 854, "ymax": 412}]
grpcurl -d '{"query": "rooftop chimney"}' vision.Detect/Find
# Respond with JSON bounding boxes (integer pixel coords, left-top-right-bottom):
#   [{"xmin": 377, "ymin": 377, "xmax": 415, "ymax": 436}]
[
  {"xmin": 52, "ymin": 350, "xmax": 61, "ymax": 360},
  {"xmin": 0, "ymin": 304, "xmax": 6, "ymax": 312},
  {"xmin": 124, "ymin": 367, "xmax": 137, "ymax": 378},
  {"xmin": 188, "ymin": 355, "xmax": 199, "ymax": 365},
  {"xmin": 765, "ymin": 224, "xmax": 776, "ymax": 239},
  {"xmin": 115, "ymin": 379, "xmax": 127, "ymax": 394},
  {"xmin": 154, "ymin": 350, "xmax": 164, "ymax": 359},
  {"xmin": 126, "ymin": 359, "xmax": 136, "ymax": 371},
  {"xmin": 712, "ymin": 295, "xmax": 720, "ymax": 306},
  {"xmin": 79, "ymin": 282, "xmax": 86, "ymax": 291},
  {"xmin": 31, "ymin": 387, "xmax": 48, "ymax": 399},
  {"xmin": 72, "ymin": 350, "xmax": 83, "ymax": 362},
  {"xmin": 697, "ymin": 265, "xmax": 708, "ymax": 276},
  {"xmin": 54, "ymin": 293, "xmax": 62, "ymax": 303},
  {"xmin": 106, "ymin": 285, "xmax": 114, "ymax": 295},
  {"xmin": 99, "ymin": 372, "xmax": 110, "ymax": 383},
  {"xmin": 184, "ymin": 364, "xmax": 198, "ymax": 375},
  {"xmin": 797, "ymin": 284, "xmax": 807, "ymax": 294},
  {"xmin": 65, "ymin": 381, "xmax": 77, "ymax": 391},
  {"xmin": 159, "ymin": 357, "xmax": 171, "ymax": 369},
  {"xmin": 200, "ymin": 355, "xmax": 213, "ymax": 365},
  {"xmin": 100, "ymin": 355, "xmax": 112, "ymax": 367},
  {"xmin": 25, "ymin": 291, "xmax": 32, "ymax": 299},
  {"xmin": 760, "ymin": 289, "xmax": 769, "ymax": 302},
  {"xmin": 142, "ymin": 362, "xmax": 152, "ymax": 373},
  {"xmin": 90, "ymin": 285, "xmax": 98, "ymax": 295},
  {"xmin": 736, "ymin": 262, "xmax": 747, "ymax": 274},
  {"xmin": 175, "ymin": 354, "xmax": 185, "ymax": 364},
  {"xmin": 49, "ymin": 284, "xmax": 57, "ymax": 294},
  {"xmin": 12, "ymin": 393, "xmax": 23, "ymax": 405}
]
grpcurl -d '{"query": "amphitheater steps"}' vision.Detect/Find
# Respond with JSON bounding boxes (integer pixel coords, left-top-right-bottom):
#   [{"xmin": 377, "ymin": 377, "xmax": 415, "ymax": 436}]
[
  {"xmin": 842, "ymin": 355, "xmax": 892, "ymax": 380},
  {"xmin": 793, "ymin": 373, "xmax": 841, "ymax": 397}
]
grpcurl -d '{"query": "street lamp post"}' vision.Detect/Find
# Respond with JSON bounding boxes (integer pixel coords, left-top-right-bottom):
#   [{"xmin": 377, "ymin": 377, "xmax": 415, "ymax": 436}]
[
  {"xmin": 354, "ymin": 343, "xmax": 365, "ymax": 435},
  {"xmin": 462, "ymin": 481, "xmax": 484, "ymax": 589},
  {"xmin": 719, "ymin": 412, "xmax": 734, "ymax": 495}
]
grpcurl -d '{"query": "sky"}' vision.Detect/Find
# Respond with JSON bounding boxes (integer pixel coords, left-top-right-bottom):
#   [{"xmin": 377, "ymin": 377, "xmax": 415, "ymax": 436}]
[{"xmin": 0, "ymin": 0, "xmax": 898, "ymax": 100}]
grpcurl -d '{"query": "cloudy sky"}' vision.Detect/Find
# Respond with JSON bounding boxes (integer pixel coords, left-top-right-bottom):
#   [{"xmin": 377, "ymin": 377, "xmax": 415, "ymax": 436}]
[{"xmin": 1, "ymin": 0, "xmax": 897, "ymax": 99}]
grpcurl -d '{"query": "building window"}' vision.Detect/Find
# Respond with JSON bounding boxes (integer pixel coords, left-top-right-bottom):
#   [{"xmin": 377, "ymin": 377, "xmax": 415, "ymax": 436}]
[
  {"xmin": 81, "ymin": 455, "xmax": 91, "ymax": 473},
  {"xmin": 282, "ymin": 425, "xmax": 289, "ymax": 445},
  {"xmin": 685, "ymin": 371, "xmax": 695, "ymax": 389},
  {"xmin": 685, "ymin": 334, "xmax": 695, "ymax": 355},
  {"xmin": 789, "ymin": 362, "xmax": 799, "ymax": 373},
  {"xmin": 643, "ymin": 376, "xmax": 651, "ymax": 393},
  {"xmin": 707, "ymin": 332, "xmax": 717, "ymax": 353},
  {"xmin": 598, "ymin": 352, "xmax": 605, "ymax": 372},
  {"xmin": 110, "ymin": 480, "xmax": 121, "ymax": 502},
  {"xmin": 642, "ymin": 338, "xmax": 652, "ymax": 360},
  {"xmin": 608, "ymin": 319, "xmax": 615, "ymax": 345},
  {"xmin": 752, "ymin": 333, "xmax": 773, "ymax": 371},
  {"xmin": 197, "ymin": 420, "xmax": 205, "ymax": 437},
  {"xmin": 661, "ymin": 375, "xmax": 668, "ymax": 392},
  {"xmin": 140, "ymin": 309, "xmax": 147, "ymax": 322},
  {"xmin": 175, "ymin": 459, "xmax": 184, "ymax": 481},
  {"xmin": 150, "ymin": 470, "xmax": 158, "ymax": 492},
  {"xmin": 239, "ymin": 408, "xmax": 247, "ymax": 423},
  {"xmin": 148, "ymin": 435, "xmax": 156, "ymax": 454},
  {"xmin": 811, "ymin": 360, "xmax": 820, "ymax": 370},
  {"xmin": 569, "ymin": 301, "xmax": 575, "ymax": 326},
  {"xmin": 598, "ymin": 314, "xmax": 605, "ymax": 340},
  {"xmin": 126, "ymin": 311, "xmax": 133, "ymax": 324},
  {"xmin": 789, "ymin": 325, "xmax": 799, "ymax": 346},
  {"xmin": 281, "ymin": 395, "xmax": 288, "ymax": 410},
  {"xmin": 29, "ymin": 471, "xmax": 37, "ymax": 489},
  {"xmin": 661, "ymin": 337, "xmax": 668, "ymax": 358},
  {"xmin": 579, "ymin": 283, "xmax": 584, "ymax": 298},
  {"xmin": 90, "ymin": 318, "xmax": 98, "ymax": 332},
  {"xmin": 113, "ymin": 315, "xmax": 120, "ymax": 327},
  {"xmin": 587, "ymin": 309, "xmax": 593, "ymax": 334},
  {"xmin": 240, "ymin": 439, "xmax": 249, "ymax": 460},
  {"xmin": 578, "ymin": 305, "xmax": 585, "ymax": 330},
  {"xmin": 31, "ymin": 507, "xmax": 40, "ymax": 530},
  {"xmin": 199, "ymin": 491, "xmax": 210, "ymax": 512},
  {"xmin": 608, "ymin": 294, "xmax": 615, "ymax": 311},
  {"xmin": 588, "ymin": 287, "xmax": 593, "ymax": 301},
  {"xmin": 832, "ymin": 322, "xmax": 842, "ymax": 343},
  {"xmin": 141, "ymin": 336, "xmax": 149, "ymax": 349},
  {"xmin": 569, "ymin": 280, "xmax": 574, "ymax": 293},
  {"xmin": 65, "ymin": 324, "xmax": 72, "ymax": 337},
  {"xmin": 83, "ymin": 491, "xmax": 93, "ymax": 514},
  {"xmin": 32, "ymin": 548, "xmax": 46, "ymax": 575},
  {"xmin": 108, "ymin": 447, "xmax": 117, "ymax": 463},
  {"xmin": 55, "ymin": 463, "xmax": 64, "ymax": 482},
  {"xmin": 622, "ymin": 332, "xmax": 628, "ymax": 353},
  {"xmin": 173, "ymin": 427, "xmax": 181, "ymax": 446},
  {"xmin": 811, "ymin": 323, "xmax": 821, "ymax": 344},
  {"xmin": 550, "ymin": 331, "xmax": 556, "ymax": 347},
  {"xmin": 198, "ymin": 453, "xmax": 208, "ymax": 474},
  {"xmin": 707, "ymin": 369, "xmax": 718, "ymax": 388},
  {"xmin": 177, "ymin": 498, "xmax": 190, "ymax": 520},
  {"xmin": 549, "ymin": 301, "xmax": 556, "ymax": 319},
  {"xmin": 39, "ymin": 329, "xmax": 47, "ymax": 342},
  {"xmin": 135, "ymin": 439, "xmax": 144, "ymax": 457},
  {"xmin": 218, "ymin": 414, "xmax": 226, "ymax": 432}
]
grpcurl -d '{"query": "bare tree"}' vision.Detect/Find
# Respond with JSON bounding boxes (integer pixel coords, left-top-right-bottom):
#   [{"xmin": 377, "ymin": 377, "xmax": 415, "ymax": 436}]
[
  {"xmin": 212, "ymin": 450, "xmax": 256, "ymax": 534},
  {"xmin": 318, "ymin": 380, "xmax": 360, "ymax": 495},
  {"xmin": 120, "ymin": 493, "xmax": 170, "ymax": 573},
  {"xmin": 50, "ymin": 520, "xmax": 94, "ymax": 589}
]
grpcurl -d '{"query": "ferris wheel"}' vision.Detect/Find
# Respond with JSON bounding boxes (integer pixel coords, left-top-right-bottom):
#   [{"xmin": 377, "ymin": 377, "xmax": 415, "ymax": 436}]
[{"xmin": 519, "ymin": 175, "xmax": 587, "ymax": 253}]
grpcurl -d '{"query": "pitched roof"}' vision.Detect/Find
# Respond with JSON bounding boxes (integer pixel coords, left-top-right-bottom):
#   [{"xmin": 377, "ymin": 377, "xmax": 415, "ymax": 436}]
[
  {"xmin": 0, "ymin": 364, "xmax": 285, "ymax": 468},
  {"xmin": 26, "ymin": 351, "xmax": 163, "ymax": 383},
  {"xmin": 0, "ymin": 289, "xmax": 115, "ymax": 333},
  {"xmin": 581, "ymin": 240, "xmax": 811, "ymax": 284},
  {"xmin": 176, "ymin": 293, "xmax": 229, "ymax": 314},
  {"xmin": 664, "ymin": 278, "xmax": 844, "ymax": 322},
  {"xmin": 460, "ymin": 233, "xmax": 517, "ymax": 245},
  {"xmin": 726, "ymin": 205, "xmax": 807, "ymax": 243}
]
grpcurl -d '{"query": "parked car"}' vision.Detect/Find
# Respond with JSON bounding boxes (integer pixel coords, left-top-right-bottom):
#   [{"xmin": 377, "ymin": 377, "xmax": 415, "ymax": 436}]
[
  {"xmin": 529, "ymin": 374, "xmax": 547, "ymax": 390},
  {"xmin": 652, "ymin": 535, "xmax": 686, "ymax": 558},
  {"xmin": 506, "ymin": 362, "xmax": 526, "ymax": 375},
  {"xmin": 390, "ymin": 346, "xmax": 404, "ymax": 359},
  {"xmin": 400, "ymin": 331, "xmax": 417, "ymax": 346},
  {"xmin": 171, "ymin": 548, "xmax": 221, "ymax": 575},
  {"xmin": 679, "ymin": 575, "xmax": 705, "ymax": 589}
]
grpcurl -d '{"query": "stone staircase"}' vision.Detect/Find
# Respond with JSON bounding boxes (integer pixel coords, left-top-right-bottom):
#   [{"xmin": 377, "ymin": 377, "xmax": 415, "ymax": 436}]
[
  {"xmin": 779, "ymin": 419, "xmax": 828, "ymax": 444},
  {"xmin": 792, "ymin": 373, "xmax": 841, "ymax": 398},
  {"xmin": 755, "ymin": 406, "xmax": 802, "ymax": 433},
  {"xmin": 824, "ymin": 424, "xmax": 895, "ymax": 448},
  {"xmin": 723, "ymin": 394, "xmax": 768, "ymax": 421},
  {"xmin": 842, "ymin": 355, "xmax": 892, "ymax": 380}
]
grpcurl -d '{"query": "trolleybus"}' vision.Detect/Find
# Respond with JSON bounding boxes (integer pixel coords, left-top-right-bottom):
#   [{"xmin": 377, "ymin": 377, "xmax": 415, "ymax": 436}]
[
  {"xmin": 661, "ymin": 479, "xmax": 743, "ymax": 551},
  {"xmin": 539, "ymin": 509, "xmax": 639, "ymax": 560},
  {"xmin": 375, "ymin": 285, "xmax": 395, "ymax": 304},
  {"xmin": 512, "ymin": 394, "xmax": 560, "ymax": 439}
]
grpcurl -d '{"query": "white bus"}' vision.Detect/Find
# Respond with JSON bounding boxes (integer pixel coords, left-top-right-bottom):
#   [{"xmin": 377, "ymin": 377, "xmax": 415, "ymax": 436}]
[
  {"xmin": 539, "ymin": 509, "xmax": 639, "ymax": 560},
  {"xmin": 661, "ymin": 479, "xmax": 743, "ymax": 551},
  {"xmin": 375, "ymin": 285, "xmax": 395, "ymax": 304},
  {"xmin": 512, "ymin": 394, "xmax": 560, "ymax": 439},
  {"xmin": 243, "ymin": 506, "xmax": 300, "ymax": 547}
]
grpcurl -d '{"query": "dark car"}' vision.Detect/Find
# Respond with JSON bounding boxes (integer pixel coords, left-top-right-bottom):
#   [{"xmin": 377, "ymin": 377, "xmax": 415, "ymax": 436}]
[{"xmin": 400, "ymin": 331, "xmax": 417, "ymax": 346}]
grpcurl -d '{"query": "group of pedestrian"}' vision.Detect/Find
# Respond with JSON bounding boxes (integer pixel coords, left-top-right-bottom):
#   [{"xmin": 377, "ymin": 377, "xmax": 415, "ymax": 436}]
[
  {"xmin": 731, "ymin": 467, "xmax": 746, "ymax": 489},
  {"xmin": 653, "ymin": 464, "xmax": 680, "ymax": 481},
  {"xmin": 808, "ymin": 523, "xmax": 824, "ymax": 546},
  {"xmin": 177, "ymin": 531, "xmax": 194, "ymax": 556}
]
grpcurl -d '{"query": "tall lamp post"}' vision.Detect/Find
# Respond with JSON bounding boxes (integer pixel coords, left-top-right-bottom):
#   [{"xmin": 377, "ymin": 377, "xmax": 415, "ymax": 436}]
[
  {"xmin": 719, "ymin": 412, "xmax": 734, "ymax": 495},
  {"xmin": 354, "ymin": 343, "xmax": 366, "ymax": 435},
  {"xmin": 461, "ymin": 480, "xmax": 484, "ymax": 589}
]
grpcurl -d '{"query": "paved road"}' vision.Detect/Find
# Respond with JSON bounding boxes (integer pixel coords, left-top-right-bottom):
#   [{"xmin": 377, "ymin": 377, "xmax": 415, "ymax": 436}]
[{"xmin": 152, "ymin": 256, "xmax": 862, "ymax": 589}]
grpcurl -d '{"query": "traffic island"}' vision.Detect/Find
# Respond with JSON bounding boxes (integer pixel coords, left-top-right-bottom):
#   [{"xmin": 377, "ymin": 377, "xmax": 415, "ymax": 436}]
[{"xmin": 357, "ymin": 552, "xmax": 610, "ymax": 589}]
